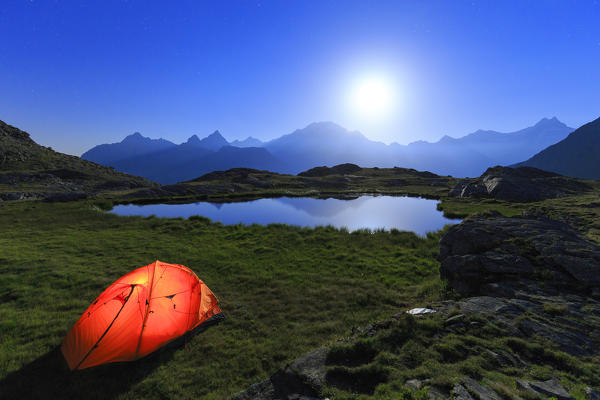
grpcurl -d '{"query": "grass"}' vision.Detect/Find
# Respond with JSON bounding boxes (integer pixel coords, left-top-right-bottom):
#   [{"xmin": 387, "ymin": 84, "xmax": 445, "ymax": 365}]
[
  {"xmin": 2, "ymin": 185, "xmax": 599, "ymax": 398},
  {"xmin": 321, "ymin": 314, "xmax": 600, "ymax": 399},
  {"xmin": 0, "ymin": 200, "xmax": 445, "ymax": 399}
]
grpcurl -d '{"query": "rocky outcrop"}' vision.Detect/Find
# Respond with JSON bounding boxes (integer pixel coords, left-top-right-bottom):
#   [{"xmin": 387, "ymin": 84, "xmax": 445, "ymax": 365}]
[
  {"xmin": 232, "ymin": 348, "xmax": 328, "ymax": 400},
  {"xmin": 517, "ymin": 378, "xmax": 574, "ymax": 400},
  {"xmin": 448, "ymin": 166, "xmax": 591, "ymax": 202},
  {"xmin": 439, "ymin": 211, "xmax": 600, "ymax": 297}
]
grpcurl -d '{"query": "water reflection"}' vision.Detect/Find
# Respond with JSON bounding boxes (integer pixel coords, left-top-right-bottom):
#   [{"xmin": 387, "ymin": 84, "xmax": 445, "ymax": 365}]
[{"xmin": 111, "ymin": 195, "xmax": 459, "ymax": 236}]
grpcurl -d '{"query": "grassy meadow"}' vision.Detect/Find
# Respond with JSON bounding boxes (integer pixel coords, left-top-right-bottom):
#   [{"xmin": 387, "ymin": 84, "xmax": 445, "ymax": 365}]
[{"xmin": 0, "ymin": 200, "xmax": 446, "ymax": 399}]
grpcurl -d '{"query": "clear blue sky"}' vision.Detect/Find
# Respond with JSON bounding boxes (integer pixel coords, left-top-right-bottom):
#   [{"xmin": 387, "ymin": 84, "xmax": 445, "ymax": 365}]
[{"xmin": 1, "ymin": 0, "xmax": 599, "ymax": 155}]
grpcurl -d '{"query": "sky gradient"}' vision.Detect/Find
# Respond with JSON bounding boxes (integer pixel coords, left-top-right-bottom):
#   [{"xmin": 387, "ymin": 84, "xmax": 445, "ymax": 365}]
[{"xmin": 1, "ymin": 0, "xmax": 599, "ymax": 155}]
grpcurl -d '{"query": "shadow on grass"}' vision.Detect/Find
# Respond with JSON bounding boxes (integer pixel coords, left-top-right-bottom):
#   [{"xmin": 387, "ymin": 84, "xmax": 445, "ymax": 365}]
[{"xmin": 0, "ymin": 314, "xmax": 225, "ymax": 399}]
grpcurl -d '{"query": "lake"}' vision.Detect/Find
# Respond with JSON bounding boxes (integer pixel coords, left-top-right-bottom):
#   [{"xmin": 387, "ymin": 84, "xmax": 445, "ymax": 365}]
[{"xmin": 111, "ymin": 195, "xmax": 459, "ymax": 236}]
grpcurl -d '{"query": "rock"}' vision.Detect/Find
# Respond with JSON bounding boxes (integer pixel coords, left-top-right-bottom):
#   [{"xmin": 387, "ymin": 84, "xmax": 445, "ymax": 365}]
[
  {"xmin": 232, "ymin": 348, "xmax": 328, "ymax": 400},
  {"xmin": 585, "ymin": 387, "xmax": 600, "ymax": 400},
  {"xmin": 405, "ymin": 379, "xmax": 424, "ymax": 390},
  {"xmin": 407, "ymin": 308, "xmax": 437, "ymax": 315},
  {"xmin": 448, "ymin": 166, "xmax": 591, "ymax": 202},
  {"xmin": 517, "ymin": 378, "xmax": 573, "ymax": 400},
  {"xmin": 439, "ymin": 213, "xmax": 600, "ymax": 297},
  {"xmin": 0, "ymin": 191, "xmax": 41, "ymax": 201},
  {"xmin": 452, "ymin": 383, "xmax": 475, "ymax": 400},
  {"xmin": 484, "ymin": 349, "xmax": 524, "ymax": 368},
  {"xmin": 460, "ymin": 377, "xmax": 502, "ymax": 400}
]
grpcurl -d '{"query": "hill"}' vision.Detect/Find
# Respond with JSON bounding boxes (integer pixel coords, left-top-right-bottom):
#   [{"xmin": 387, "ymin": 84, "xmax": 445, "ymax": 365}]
[
  {"xmin": 516, "ymin": 116, "xmax": 600, "ymax": 180},
  {"xmin": 0, "ymin": 120, "xmax": 155, "ymax": 200}
]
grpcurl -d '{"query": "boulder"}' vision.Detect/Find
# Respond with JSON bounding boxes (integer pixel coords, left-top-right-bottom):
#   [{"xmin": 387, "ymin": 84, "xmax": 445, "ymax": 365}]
[
  {"xmin": 232, "ymin": 348, "xmax": 328, "ymax": 400},
  {"xmin": 439, "ymin": 212, "xmax": 600, "ymax": 297},
  {"xmin": 516, "ymin": 378, "xmax": 573, "ymax": 400},
  {"xmin": 460, "ymin": 377, "xmax": 502, "ymax": 400},
  {"xmin": 448, "ymin": 166, "xmax": 591, "ymax": 202}
]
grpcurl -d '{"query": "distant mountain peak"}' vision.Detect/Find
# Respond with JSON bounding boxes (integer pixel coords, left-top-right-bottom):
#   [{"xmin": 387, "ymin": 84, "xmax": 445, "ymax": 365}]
[
  {"xmin": 439, "ymin": 135, "xmax": 456, "ymax": 143},
  {"xmin": 231, "ymin": 136, "xmax": 264, "ymax": 148},
  {"xmin": 122, "ymin": 132, "xmax": 146, "ymax": 142},
  {"xmin": 185, "ymin": 134, "xmax": 201, "ymax": 144},
  {"xmin": 184, "ymin": 130, "xmax": 229, "ymax": 151},
  {"xmin": 534, "ymin": 116, "xmax": 566, "ymax": 128}
]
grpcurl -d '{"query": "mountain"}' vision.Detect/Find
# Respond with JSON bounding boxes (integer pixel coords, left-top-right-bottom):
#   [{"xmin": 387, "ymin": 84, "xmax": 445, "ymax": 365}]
[
  {"xmin": 390, "ymin": 117, "xmax": 573, "ymax": 177},
  {"xmin": 265, "ymin": 122, "xmax": 392, "ymax": 173},
  {"xmin": 82, "ymin": 130, "xmax": 229, "ymax": 166},
  {"xmin": 0, "ymin": 120, "xmax": 155, "ymax": 200},
  {"xmin": 105, "ymin": 140, "xmax": 284, "ymax": 184},
  {"xmin": 443, "ymin": 117, "xmax": 572, "ymax": 166},
  {"xmin": 81, "ymin": 132, "xmax": 176, "ymax": 165},
  {"xmin": 82, "ymin": 117, "xmax": 573, "ymax": 183},
  {"xmin": 516, "ymin": 116, "xmax": 600, "ymax": 180},
  {"xmin": 160, "ymin": 146, "xmax": 284, "ymax": 183},
  {"xmin": 230, "ymin": 137, "xmax": 264, "ymax": 147},
  {"xmin": 188, "ymin": 130, "xmax": 229, "ymax": 151},
  {"xmin": 258, "ymin": 118, "xmax": 571, "ymax": 177}
]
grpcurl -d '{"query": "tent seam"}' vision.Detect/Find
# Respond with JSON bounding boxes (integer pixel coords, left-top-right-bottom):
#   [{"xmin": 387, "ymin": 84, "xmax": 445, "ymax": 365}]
[{"xmin": 135, "ymin": 260, "xmax": 158, "ymax": 358}]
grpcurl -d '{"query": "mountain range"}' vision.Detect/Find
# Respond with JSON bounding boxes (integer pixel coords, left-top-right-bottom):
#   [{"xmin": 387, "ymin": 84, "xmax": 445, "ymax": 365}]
[
  {"xmin": 82, "ymin": 117, "xmax": 574, "ymax": 184},
  {"xmin": 516, "ymin": 116, "xmax": 600, "ymax": 180}
]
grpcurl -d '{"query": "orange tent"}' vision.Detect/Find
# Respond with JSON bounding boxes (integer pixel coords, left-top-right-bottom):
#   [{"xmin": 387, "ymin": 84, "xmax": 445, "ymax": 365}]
[{"xmin": 61, "ymin": 260, "xmax": 221, "ymax": 370}]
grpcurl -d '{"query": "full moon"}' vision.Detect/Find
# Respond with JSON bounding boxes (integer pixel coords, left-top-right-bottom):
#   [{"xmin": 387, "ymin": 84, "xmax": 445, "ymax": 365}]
[{"xmin": 349, "ymin": 76, "xmax": 395, "ymax": 118}]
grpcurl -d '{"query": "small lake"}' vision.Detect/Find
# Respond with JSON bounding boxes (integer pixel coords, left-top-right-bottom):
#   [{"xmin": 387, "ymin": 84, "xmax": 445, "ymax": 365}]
[{"xmin": 111, "ymin": 196, "xmax": 459, "ymax": 236}]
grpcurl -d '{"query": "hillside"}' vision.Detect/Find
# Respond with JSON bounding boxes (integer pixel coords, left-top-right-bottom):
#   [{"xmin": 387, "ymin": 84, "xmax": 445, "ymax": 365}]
[
  {"xmin": 517, "ymin": 116, "xmax": 600, "ymax": 180},
  {"xmin": 0, "ymin": 120, "xmax": 156, "ymax": 200}
]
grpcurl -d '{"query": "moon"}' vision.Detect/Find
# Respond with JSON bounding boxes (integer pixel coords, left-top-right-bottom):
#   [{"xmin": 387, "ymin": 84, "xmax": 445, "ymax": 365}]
[{"xmin": 349, "ymin": 76, "xmax": 395, "ymax": 119}]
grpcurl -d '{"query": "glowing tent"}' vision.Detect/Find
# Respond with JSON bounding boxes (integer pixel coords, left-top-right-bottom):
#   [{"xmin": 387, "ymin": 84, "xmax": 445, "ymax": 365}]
[{"xmin": 61, "ymin": 260, "xmax": 221, "ymax": 370}]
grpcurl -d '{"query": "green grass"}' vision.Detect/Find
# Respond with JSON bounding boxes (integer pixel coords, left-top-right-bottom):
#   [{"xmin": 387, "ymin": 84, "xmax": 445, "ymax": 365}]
[
  {"xmin": 321, "ymin": 314, "xmax": 600, "ymax": 399},
  {"xmin": 2, "ymin": 189, "xmax": 599, "ymax": 398},
  {"xmin": 0, "ymin": 200, "xmax": 444, "ymax": 399}
]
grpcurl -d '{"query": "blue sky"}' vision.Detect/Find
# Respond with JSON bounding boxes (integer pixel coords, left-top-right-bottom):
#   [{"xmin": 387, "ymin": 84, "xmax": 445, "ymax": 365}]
[{"xmin": 1, "ymin": 0, "xmax": 599, "ymax": 155}]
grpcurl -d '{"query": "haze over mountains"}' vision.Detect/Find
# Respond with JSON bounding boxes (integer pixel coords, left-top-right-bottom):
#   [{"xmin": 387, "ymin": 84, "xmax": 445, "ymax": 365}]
[{"xmin": 82, "ymin": 117, "xmax": 574, "ymax": 184}]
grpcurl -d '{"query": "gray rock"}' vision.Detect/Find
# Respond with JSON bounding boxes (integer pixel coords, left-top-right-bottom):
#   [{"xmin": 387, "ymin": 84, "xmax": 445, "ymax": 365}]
[
  {"xmin": 439, "ymin": 213, "xmax": 600, "ymax": 297},
  {"xmin": 585, "ymin": 387, "xmax": 600, "ymax": 400},
  {"xmin": 452, "ymin": 383, "xmax": 475, "ymax": 400},
  {"xmin": 461, "ymin": 377, "xmax": 502, "ymax": 400},
  {"xmin": 405, "ymin": 379, "xmax": 424, "ymax": 390},
  {"xmin": 517, "ymin": 379, "xmax": 574, "ymax": 400},
  {"xmin": 449, "ymin": 166, "xmax": 591, "ymax": 202},
  {"xmin": 484, "ymin": 349, "xmax": 524, "ymax": 368},
  {"xmin": 232, "ymin": 348, "xmax": 328, "ymax": 400}
]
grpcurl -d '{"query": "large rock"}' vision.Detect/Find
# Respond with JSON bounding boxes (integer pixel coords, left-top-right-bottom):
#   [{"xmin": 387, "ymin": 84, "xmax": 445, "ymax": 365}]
[
  {"xmin": 517, "ymin": 378, "xmax": 574, "ymax": 400},
  {"xmin": 448, "ymin": 166, "xmax": 591, "ymax": 202},
  {"xmin": 232, "ymin": 348, "xmax": 328, "ymax": 400},
  {"xmin": 439, "ymin": 212, "xmax": 600, "ymax": 297}
]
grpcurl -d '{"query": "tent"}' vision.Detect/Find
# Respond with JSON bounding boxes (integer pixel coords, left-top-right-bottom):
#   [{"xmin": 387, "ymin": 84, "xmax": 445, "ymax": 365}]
[{"xmin": 61, "ymin": 260, "xmax": 221, "ymax": 370}]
